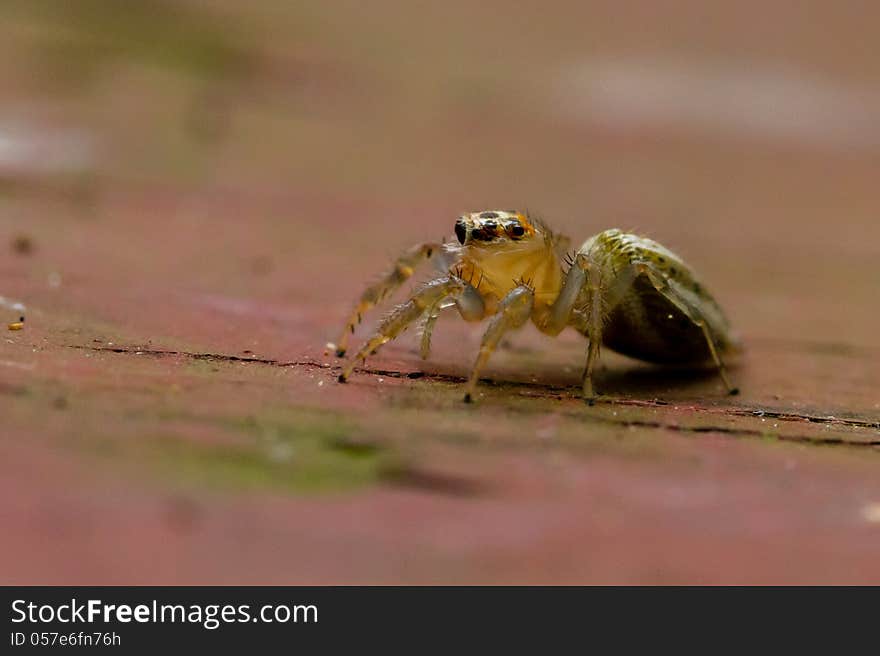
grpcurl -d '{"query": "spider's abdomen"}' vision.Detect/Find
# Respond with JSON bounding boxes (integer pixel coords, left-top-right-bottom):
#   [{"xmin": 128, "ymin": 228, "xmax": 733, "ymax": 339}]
[
  {"xmin": 601, "ymin": 276, "xmax": 725, "ymax": 363},
  {"xmin": 575, "ymin": 229, "xmax": 737, "ymax": 364}
]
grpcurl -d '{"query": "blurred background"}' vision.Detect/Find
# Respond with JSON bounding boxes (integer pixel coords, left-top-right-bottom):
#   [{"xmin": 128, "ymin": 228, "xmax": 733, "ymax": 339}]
[
  {"xmin": 3, "ymin": 1, "xmax": 878, "ymax": 343},
  {"xmin": 1, "ymin": 1, "xmax": 879, "ymax": 584}
]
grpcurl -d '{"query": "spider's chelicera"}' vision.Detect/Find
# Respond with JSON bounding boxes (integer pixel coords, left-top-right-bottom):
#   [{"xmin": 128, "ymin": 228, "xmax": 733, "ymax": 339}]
[{"xmin": 335, "ymin": 211, "xmax": 739, "ymax": 404}]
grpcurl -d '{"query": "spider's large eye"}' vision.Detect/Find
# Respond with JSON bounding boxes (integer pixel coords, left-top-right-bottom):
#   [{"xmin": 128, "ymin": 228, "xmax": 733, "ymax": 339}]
[
  {"xmin": 455, "ymin": 219, "xmax": 467, "ymax": 244},
  {"xmin": 509, "ymin": 224, "xmax": 525, "ymax": 238}
]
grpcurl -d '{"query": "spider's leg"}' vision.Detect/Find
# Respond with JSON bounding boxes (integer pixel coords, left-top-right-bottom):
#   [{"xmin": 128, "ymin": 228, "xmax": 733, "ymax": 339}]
[
  {"xmin": 580, "ymin": 255, "xmax": 605, "ymax": 405},
  {"xmin": 419, "ymin": 309, "xmax": 440, "ymax": 360},
  {"xmin": 533, "ymin": 246, "xmax": 637, "ymax": 404},
  {"xmin": 637, "ymin": 262, "xmax": 738, "ymax": 396},
  {"xmin": 534, "ymin": 252, "xmax": 590, "ymax": 336},
  {"xmin": 335, "ymin": 242, "xmax": 442, "ymax": 357},
  {"xmin": 581, "ymin": 257, "xmax": 643, "ymax": 404},
  {"xmin": 338, "ymin": 276, "xmax": 464, "ymax": 382},
  {"xmin": 463, "ymin": 284, "xmax": 534, "ymax": 403},
  {"xmin": 533, "ymin": 247, "xmax": 604, "ymax": 401},
  {"xmin": 420, "ymin": 279, "xmax": 486, "ymax": 360}
]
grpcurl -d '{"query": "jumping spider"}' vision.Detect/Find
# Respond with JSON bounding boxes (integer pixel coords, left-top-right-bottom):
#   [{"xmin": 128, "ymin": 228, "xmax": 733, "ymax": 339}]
[{"xmin": 335, "ymin": 211, "xmax": 739, "ymax": 404}]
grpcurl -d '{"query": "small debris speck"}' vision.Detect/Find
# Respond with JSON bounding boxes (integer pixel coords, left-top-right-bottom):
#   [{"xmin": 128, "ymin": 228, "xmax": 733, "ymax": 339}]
[{"xmin": 11, "ymin": 235, "xmax": 34, "ymax": 255}]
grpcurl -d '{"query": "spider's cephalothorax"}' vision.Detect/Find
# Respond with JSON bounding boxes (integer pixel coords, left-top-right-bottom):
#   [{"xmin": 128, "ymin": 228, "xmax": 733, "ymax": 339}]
[
  {"xmin": 334, "ymin": 211, "xmax": 739, "ymax": 404},
  {"xmin": 452, "ymin": 211, "xmax": 567, "ymax": 312}
]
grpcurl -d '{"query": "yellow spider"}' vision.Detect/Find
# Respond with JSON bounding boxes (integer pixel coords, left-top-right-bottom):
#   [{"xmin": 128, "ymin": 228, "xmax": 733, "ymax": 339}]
[{"xmin": 335, "ymin": 211, "xmax": 739, "ymax": 404}]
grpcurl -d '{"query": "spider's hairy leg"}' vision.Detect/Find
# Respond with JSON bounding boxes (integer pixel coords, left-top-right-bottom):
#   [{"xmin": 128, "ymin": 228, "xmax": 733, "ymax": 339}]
[
  {"xmin": 581, "ymin": 255, "xmax": 641, "ymax": 404},
  {"xmin": 338, "ymin": 275, "xmax": 465, "ymax": 382},
  {"xmin": 420, "ymin": 275, "xmax": 486, "ymax": 360},
  {"xmin": 463, "ymin": 284, "xmax": 534, "ymax": 403},
  {"xmin": 335, "ymin": 242, "xmax": 441, "ymax": 357},
  {"xmin": 535, "ymin": 251, "xmax": 591, "ymax": 336},
  {"xmin": 420, "ymin": 310, "xmax": 440, "ymax": 360},
  {"xmin": 531, "ymin": 244, "xmax": 637, "ymax": 404},
  {"xmin": 637, "ymin": 262, "xmax": 739, "ymax": 396},
  {"xmin": 580, "ymin": 256, "xmax": 606, "ymax": 405}
]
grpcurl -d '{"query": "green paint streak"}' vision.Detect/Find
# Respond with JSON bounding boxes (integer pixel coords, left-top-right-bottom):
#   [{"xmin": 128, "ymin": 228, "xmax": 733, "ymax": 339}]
[
  {"xmin": 144, "ymin": 411, "xmax": 386, "ymax": 493},
  {"xmin": 59, "ymin": 406, "xmax": 386, "ymax": 495}
]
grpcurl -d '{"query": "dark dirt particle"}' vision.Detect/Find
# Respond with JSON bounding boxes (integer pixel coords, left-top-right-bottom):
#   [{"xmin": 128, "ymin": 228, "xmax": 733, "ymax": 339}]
[{"xmin": 11, "ymin": 234, "xmax": 35, "ymax": 255}]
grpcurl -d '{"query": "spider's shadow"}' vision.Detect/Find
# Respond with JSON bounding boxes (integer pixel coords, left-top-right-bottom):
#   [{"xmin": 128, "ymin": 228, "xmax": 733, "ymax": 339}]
[
  {"xmin": 592, "ymin": 363, "xmax": 727, "ymax": 398},
  {"xmin": 422, "ymin": 357, "xmax": 731, "ymax": 400}
]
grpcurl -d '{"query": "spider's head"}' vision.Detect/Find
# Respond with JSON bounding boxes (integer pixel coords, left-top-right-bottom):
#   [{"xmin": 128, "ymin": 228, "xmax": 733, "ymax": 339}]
[
  {"xmin": 454, "ymin": 211, "xmax": 537, "ymax": 248},
  {"xmin": 452, "ymin": 210, "xmax": 563, "ymax": 304}
]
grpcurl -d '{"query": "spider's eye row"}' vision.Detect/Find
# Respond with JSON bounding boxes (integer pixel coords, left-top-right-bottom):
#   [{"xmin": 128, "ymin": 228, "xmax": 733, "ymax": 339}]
[{"xmin": 509, "ymin": 224, "xmax": 525, "ymax": 237}]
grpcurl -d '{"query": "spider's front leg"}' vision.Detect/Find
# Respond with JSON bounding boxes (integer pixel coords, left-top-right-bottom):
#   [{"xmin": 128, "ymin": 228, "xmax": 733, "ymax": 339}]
[
  {"xmin": 462, "ymin": 284, "xmax": 534, "ymax": 403},
  {"xmin": 338, "ymin": 273, "xmax": 481, "ymax": 382},
  {"xmin": 334, "ymin": 241, "xmax": 441, "ymax": 357}
]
